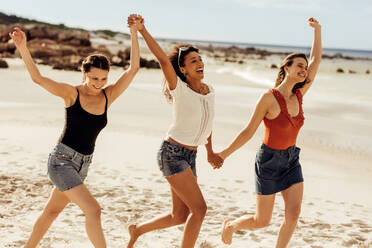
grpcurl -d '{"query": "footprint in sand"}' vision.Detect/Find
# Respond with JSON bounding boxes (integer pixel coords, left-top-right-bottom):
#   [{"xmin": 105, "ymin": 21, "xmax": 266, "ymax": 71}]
[
  {"xmin": 302, "ymin": 237, "xmax": 315, "ymax": 244},
  {"xmin": 310, "ymin": 223, "xmax": 331, "ymax": 230},
  {"xmin": 342, "ymin": 238, "xmax": 359, "ymax": 247},
  {"xmin": 199, "ymin": 240, "xmax": 215, "ymax": 248},
  {"xmin": 248, "ymin": 232, "xmax": 261, "ymax": 242}
]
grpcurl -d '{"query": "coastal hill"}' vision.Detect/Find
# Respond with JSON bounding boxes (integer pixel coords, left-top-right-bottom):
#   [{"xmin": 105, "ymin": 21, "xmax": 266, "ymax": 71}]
[{"xmin": 0, "ymin": 12, "xmax": 370, "ymax": 72}]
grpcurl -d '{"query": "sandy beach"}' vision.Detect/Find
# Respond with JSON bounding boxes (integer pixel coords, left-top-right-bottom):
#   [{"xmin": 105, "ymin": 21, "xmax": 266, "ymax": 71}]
[{"xmin": 1, "ymin": 53, "xmax": 372, "ymax": 248}]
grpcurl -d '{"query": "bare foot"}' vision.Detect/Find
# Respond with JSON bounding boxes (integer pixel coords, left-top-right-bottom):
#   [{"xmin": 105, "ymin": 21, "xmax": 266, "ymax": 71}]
[
  {"xmin": 221, "ymin": 219, "xmax": 234, "ymax": 245},
  {"xmin": 127, "ymin": 224, "xmax": 139, "ymax": 248}
]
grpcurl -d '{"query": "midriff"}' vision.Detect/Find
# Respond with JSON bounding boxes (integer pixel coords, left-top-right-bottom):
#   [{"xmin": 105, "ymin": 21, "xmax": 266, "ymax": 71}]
[{"xmin": 166, "ymin": 137, "xmax": 198, "ymax": 150}]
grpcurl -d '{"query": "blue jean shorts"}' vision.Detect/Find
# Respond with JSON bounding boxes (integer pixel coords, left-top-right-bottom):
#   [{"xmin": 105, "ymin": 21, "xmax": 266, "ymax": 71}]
[
  {"xmin": 47, "ymin": 143, "xmax": 93, "ymax": 192},
  {"xmin": 157, "ymin": 140, "xmax": 197, "ymax": 177},
  {"xmin": 255, "ymin": 144, "xmax": 304, "ymax": 195}
]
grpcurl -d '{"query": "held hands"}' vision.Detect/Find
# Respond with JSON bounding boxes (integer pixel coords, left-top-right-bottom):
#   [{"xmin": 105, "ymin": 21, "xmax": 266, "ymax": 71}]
[
  {"xmin": 307, "ymin": 17, "xmax": 321, "ymax": 29},
  {"xmin": 127, "ymin": 14, "xmax": 145, "ymax": 32},
  {"xmin": 9, "ymin": 27, "xmax": 27, "ymax": 49},
  {"xmin": 208, "ymin": 152, "xmax": 224, "ymax": 170}
]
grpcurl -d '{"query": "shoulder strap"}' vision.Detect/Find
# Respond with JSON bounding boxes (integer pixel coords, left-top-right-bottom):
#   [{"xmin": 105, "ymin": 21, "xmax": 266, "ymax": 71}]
[
  {"xmin": 102, "ymin": 89, "xmax": 108, "ymax": 112},
  {"xmin": 295, "ymin": 89, "xmax": 303, "ymax": 114},
  {"xmin": 75, "ymin": 87, "xmax": 80, "ymax": 104},
  {"xmin": 270, "ymin": 89, "xmax": 287, "ymax": 114}
]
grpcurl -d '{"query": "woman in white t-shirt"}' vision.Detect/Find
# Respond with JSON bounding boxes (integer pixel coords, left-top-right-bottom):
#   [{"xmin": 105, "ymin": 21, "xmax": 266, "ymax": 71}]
[{"xmin": 127, "ymin": 16, "xmax": 223, "ymax": 248}]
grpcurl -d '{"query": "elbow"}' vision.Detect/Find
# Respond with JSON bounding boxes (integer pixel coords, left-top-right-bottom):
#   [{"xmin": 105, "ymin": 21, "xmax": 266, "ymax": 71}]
[
  {"xmin": 31, "ymin": 75, "xmax": 43, "ymax": 85},
  {"xmin": 129, "ymin": 65, "xmax": 140, "ymax": 74}
]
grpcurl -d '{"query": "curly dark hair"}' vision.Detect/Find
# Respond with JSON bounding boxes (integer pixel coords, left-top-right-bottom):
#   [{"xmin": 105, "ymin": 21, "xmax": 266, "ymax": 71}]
[{"xmin": 163, "ymin": 43, "xmax": 199, "ymax": 103}]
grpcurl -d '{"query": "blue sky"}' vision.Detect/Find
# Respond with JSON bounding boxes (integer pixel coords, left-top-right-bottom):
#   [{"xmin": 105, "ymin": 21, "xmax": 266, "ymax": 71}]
[{"xmin": 1, "ymin": 0, "xmax": 372, "ymax": 50}]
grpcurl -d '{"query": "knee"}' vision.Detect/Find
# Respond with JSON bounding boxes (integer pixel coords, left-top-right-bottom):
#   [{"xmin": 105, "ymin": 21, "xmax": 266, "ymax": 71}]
[
  {"xmin": 286, "ymin": 206, "xmax": 301, "ymax": 222},
  {"xmin": 83, "ymin": 204, "xmax": 102, "ymax": 218},
  {"xmin": 43, "ymin": 208, "xmax": 63, "ymax": 219},
  {"xmin": 172, "ymin": 209, "xmax": 189, "ymax": 225},
  {"xmin": 255, "ymin": 216, "xmax": 271, "ymax": 228},
  {"xmin": 190, "ymin": 202, "xmax": 207, "ymax": 220}
]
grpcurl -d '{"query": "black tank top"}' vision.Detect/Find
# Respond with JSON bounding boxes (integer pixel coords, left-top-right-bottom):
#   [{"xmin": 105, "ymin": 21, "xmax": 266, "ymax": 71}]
[{"xmin": 59, "ymin": 88, "xmax": 108, "ymax": 155}]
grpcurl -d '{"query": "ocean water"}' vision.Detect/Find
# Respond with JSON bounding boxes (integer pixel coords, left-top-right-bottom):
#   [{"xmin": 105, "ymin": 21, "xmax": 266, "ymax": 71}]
[{"xmin": 166, "ymin": 38, "xmax": 372, "ymax": 60}]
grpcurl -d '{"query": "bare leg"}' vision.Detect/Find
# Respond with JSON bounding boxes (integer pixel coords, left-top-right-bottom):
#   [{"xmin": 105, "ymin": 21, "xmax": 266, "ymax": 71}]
[
  {"xmin": 221, "ymin": 193, "xmax": 276, "ymax": 245},
  {"xmin": 127, "ymin": 168, "xmax": 206, "ymax": 248},
  {"xmin": 25, "ymin": 187, "xmax": 70, "ymax": 248},
  {"xmin": 127, "ymin": 187, "xmax": 189, "ymax": 248},
  {"xmin": 275, "ymin": 182, "xmax": 303, "ymax": 248},
  {"xmin": 63, "ymin": 184, "xmax": 107, "ymax": 248}
]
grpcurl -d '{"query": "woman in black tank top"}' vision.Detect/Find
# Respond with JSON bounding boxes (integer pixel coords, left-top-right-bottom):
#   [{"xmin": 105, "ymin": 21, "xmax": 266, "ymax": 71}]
[{"xmin": 9, "ymin": 15, "xmax": 141, "ymax": 248}]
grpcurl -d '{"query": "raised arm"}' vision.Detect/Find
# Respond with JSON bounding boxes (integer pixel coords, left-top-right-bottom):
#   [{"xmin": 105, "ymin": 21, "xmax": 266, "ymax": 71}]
[
  {"xmin": 133, "ymin": 16, "xmax": 178, "ymax": 89},
  {"xmin": 105, "ymin": 15, "xmax": 140, "ymax": 106},
  {"xmin": 301, "ymin": 17, "xmax": 322, "ymax": 96},
  {"xmin": 219, "ymin": 93, "xmax": 271, "ymax": 160},
  {"xmin": 9, "ymin": 27, "xmax": 75, "ymax": 105}
]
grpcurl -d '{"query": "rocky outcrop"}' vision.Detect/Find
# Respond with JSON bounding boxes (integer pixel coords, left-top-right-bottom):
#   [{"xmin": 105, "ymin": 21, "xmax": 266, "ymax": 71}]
[{"xmin": 0, "ymin": 58, "xmax": 8, "ymax": 68}]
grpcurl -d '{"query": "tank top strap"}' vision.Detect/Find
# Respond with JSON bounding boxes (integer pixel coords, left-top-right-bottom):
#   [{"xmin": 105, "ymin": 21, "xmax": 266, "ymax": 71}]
[
  {"xmin": 270, "ymin": 89, "xmax": 288, "ymax": 114},
  {"xmin": 295, "ymin": 89, "xmax": 303, "ymax": 114},
  {"xmin": 75, "ymin": 87, "xmax": 80, "ymax": 105},
  {"xmin": 102, "ymin": 89, "xmax": 108, "ymax": 112}
]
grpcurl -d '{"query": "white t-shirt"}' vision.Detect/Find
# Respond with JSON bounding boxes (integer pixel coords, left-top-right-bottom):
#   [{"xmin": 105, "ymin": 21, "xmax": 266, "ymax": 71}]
[{"xmin": 166, "ymin": 78, "xmax": 215, "ymax": 146}]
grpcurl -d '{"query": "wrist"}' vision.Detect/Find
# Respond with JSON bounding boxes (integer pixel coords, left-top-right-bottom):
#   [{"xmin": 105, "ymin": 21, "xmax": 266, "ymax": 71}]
[{"xmin": 138, "ymin": 27, "xmax": 147, "ymax": 34}]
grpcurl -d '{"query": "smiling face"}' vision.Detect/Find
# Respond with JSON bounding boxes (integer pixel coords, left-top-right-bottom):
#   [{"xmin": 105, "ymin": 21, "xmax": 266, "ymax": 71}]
[
  {"xmin": 285, "ymin": 57, "xmax": 308, "ymax": 83},
  {"xmin": 179, "ymin": 51, "xmax": 204, "ymax": 80},
  {"xmin": 84, "ymin": 67, "xmax": 109, "ymax": 91}
]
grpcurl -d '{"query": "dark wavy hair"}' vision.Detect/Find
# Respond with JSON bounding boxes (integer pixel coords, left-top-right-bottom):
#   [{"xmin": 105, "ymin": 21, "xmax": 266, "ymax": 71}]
[
  {"xmin": 82, "ymin": 54, "xmax": 110, "ymax": 73},
  {"xmin": 275, "ymin": 53, "xmax": 308, "ymax": 93},
  {"xmin": 163, "ymin": 43, "xmax": 199, "ymax": 103}
]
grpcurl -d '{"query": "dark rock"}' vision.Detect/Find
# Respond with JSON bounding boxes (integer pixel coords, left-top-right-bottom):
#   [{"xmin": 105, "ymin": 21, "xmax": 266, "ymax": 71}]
[
  {"xmin": 366, "ymin": 70, "xmax": 370, "ymax": 74},
  {"xmin": 270, "ymin": 64, "xmax": 278, "ymax": 69},
  {"xmin": 0, "ymin": 58, "xmax": 8, "ymax": 68},
  {"xmin": 58, "ymin": 30, "xmax": 90, "ymax": 46},
  {"xmin": 336, "ymin": 68, "xmax": 344, "ymax": 73},
  {"xmin": 0, "ymin": 42, "xmax": 16, "ymax": 54},
  {"xmin": 117, "ymin": 48, "xmax": 131, "ymax": 61},
  {"xmin": 28, "ymin": 25, "xmax": 58, "ymax": 40},
  {"xmin": 0, "ymin": 26, "xmax": 15, "ymax": 43},
  {"xmin": 348, "ymin": 69, "xmax": 356, "ymax": 74},
  {"xmin": 48, "ymin": 55, "xmax": 83, "ymax": 71},
  {"xmin": 140, "ymin": 58, "xmax": 160, "ymax": 69}
]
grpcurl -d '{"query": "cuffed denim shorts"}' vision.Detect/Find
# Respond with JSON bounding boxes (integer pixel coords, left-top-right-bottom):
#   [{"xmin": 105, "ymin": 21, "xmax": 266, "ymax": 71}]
[
  {"xmin": 157, "ymin": 140, "xmax": 197, "ymax": 177},
  {"xmin": 255, "ymin": 144, "xmax": 304, "ymax": 195},
  {"xmin": 47, "ymin": 143, "xmax": 93, "ymax": 192}
]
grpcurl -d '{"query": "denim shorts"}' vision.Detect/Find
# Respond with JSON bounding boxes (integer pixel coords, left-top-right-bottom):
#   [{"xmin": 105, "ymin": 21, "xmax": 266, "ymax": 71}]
[
  {"xmin": 157, "ymin": 140, "xmax": 197, "ymax": 177},
  {"xmin": 47, "ymin": 143, "xmax": 93, "ymax": 192},
  {"xmin": 255, "ymin": 144, "xmax": 304, "ymax": 195}
]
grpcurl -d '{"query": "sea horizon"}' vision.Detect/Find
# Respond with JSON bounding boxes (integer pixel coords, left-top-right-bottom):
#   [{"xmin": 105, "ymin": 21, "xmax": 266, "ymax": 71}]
[{"xmin": 155, "ymin": 37, "xmax": 372, "ymax": 60}]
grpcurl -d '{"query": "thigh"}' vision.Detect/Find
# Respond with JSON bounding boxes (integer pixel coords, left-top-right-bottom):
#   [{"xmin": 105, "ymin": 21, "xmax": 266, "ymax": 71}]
[
  {"xmin": 171, "ymin": 187, "xmax": 189, "ymax": 215},
  {"xmin": 43, "ymin": 187, "xmax": 70, "ymax": 213},
  {"xmin": 281, "ymin": 182, "xmax": 304, "ymax": 210},
  {"xmin": 63, "ymin": 184, "xmax": 100, "ymax": 211},
  {"xmin": 166, "ymin": 168, "xmax": 206, "ymax": 210},
  {"xmin": 255, "ymin": 193, "xmax": 276, "ymax": 222}
]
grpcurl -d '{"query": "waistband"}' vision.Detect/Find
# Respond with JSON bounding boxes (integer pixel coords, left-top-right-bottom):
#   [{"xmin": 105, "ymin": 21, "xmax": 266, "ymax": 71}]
[
  {"xmin": 53, "ymin": 142, "xmax": 93, "ymax": 164},
  {"xmin": 261, "ymin": 143, "xmax": 298, "ymax": 155},
  {"xmin": 163, "ymin": 140, "xmax": 198, "ymax": 155}
]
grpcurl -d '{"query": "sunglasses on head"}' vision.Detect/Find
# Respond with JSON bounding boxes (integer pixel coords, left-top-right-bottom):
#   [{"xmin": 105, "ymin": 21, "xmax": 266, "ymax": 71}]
[{"xmin": 178, "ymin": 46, "xmax": 190, "ymax": 68}]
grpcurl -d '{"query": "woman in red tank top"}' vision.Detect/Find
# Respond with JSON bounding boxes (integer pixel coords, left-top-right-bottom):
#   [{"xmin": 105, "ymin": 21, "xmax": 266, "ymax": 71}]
[{"xmin": 217, "ymin": 18, "xmax": 322, "ymax": 248}]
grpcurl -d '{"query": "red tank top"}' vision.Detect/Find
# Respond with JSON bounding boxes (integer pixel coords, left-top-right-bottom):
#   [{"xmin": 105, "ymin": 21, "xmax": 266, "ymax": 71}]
[{"xmin": 263, "ymin": 89, "xmax": 304, "ymax": 150}]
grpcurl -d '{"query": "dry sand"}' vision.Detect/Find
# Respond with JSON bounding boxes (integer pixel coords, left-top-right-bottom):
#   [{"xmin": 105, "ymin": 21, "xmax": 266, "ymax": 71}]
[{"xmin": 1, "ymin": 57, "xmax": 371, "ymax": 247}]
